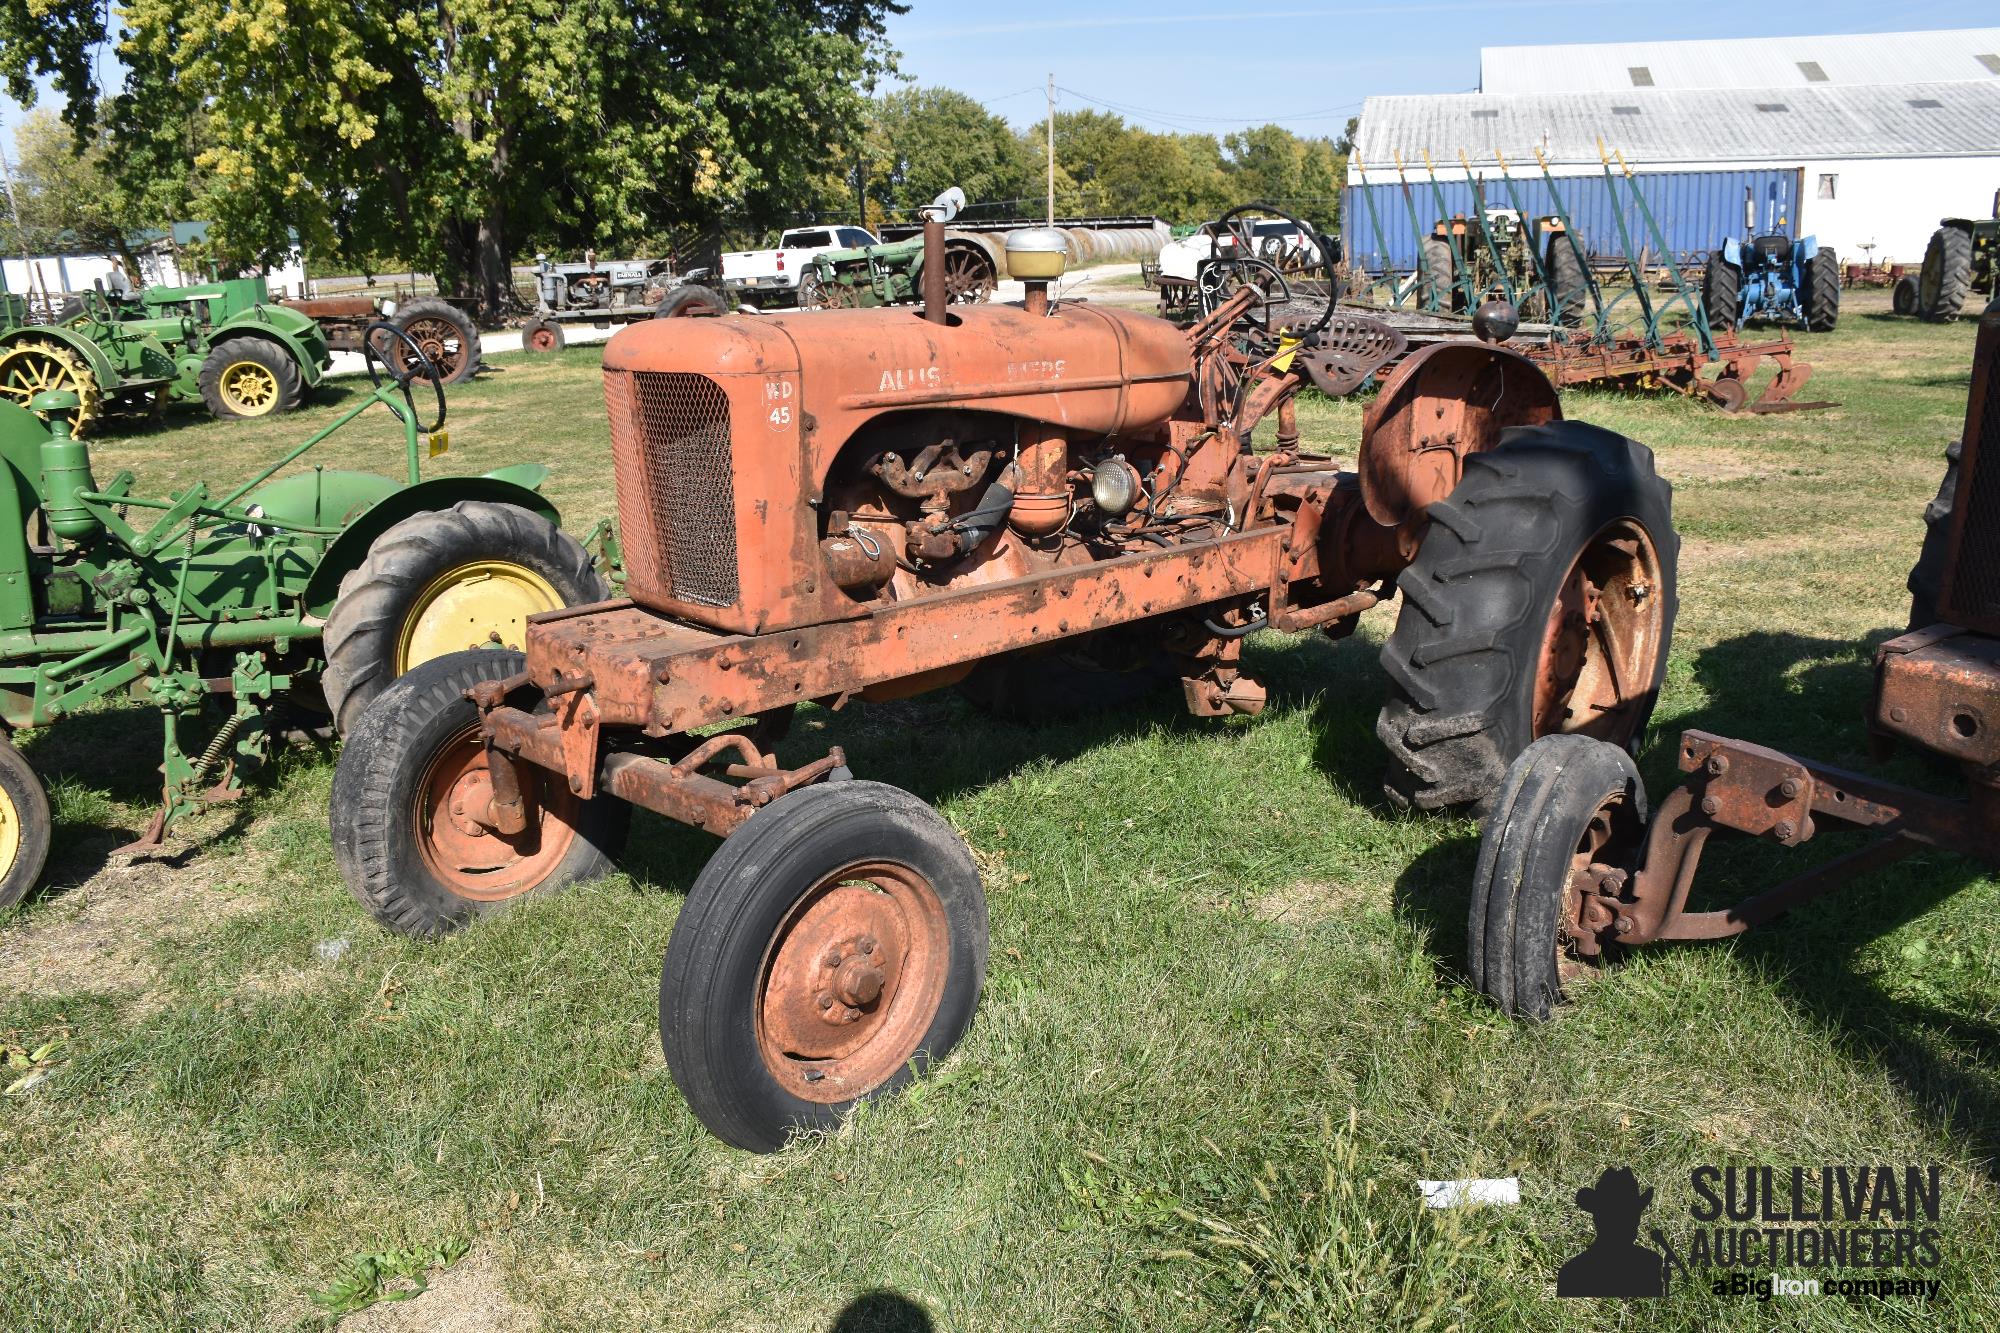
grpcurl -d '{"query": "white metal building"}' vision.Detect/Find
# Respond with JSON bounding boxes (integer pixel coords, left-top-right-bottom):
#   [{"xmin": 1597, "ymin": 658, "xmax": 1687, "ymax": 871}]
[{"xmin": 1350, "ymin": 28, "xmax": 2000, "ymax": 265}]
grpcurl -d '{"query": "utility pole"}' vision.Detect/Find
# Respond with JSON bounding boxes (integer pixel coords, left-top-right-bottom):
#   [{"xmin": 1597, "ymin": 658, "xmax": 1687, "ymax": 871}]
[
  {"xmin": 0, "ymin": 127, "xmax": 32, "ymax": 296},
  {"xmin": 1046, "ymin": 74, "xmax": 1056, "ymax": 225}
]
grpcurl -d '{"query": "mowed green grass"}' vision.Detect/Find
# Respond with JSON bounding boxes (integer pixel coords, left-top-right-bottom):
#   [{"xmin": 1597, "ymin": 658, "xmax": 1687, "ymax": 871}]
[{"xmin": 3, "ymin": 290, "xmax": 1998, "ymax": 1330}]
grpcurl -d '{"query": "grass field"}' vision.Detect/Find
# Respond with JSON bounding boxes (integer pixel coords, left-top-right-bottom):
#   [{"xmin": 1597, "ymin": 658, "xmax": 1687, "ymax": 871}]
[{"xmin": 3, "ymin": 290, "xmax": 1998, "ymax": 1331}]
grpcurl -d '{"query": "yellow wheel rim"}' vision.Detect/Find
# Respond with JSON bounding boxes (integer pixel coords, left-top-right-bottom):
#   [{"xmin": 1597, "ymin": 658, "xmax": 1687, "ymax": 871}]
[
  {"xmin": 219, "ymin": 360, "xmax": 280, "ymax": 416},
  {"xmin": 0, "ymin": 781, "xmax": 19, "ymax": 883},
  {"xmin": 395, "ymin": 561, "xmax": 563, "ymax": 672}
]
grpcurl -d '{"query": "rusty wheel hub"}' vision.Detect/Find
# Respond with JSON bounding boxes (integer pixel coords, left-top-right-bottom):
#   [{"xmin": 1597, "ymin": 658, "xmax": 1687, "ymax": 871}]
[
  {"xmin": 1535, "ymin": 518, "xmax": 1665, "ymax": 743},
  {"xmin": 756, "ymin": 862, "xmax": 949, "ymax": 1103},
  {"xmin": 1558, "ymin": 795, "xmax": 1641, "ymax": 978},
  {"xmin": 416, "ymin": 728, "xmax": 581, "ymax": 900}
]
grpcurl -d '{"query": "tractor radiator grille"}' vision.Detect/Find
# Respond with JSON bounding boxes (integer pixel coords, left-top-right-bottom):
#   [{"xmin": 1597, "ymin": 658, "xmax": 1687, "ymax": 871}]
[
  {"xmin": 606, "ymin": 369, "xmax": 739, "ymax": 608},
  {"xmin": 1947, "ymin": 338, "xmax": 2000, "ymax": 633}
]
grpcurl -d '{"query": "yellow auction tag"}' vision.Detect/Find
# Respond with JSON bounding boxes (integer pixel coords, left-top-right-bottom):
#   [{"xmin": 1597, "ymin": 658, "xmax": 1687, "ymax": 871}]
[
  {"xmin": 426, "ymin": 430, "xmax": 450, "ymax": 458},
  {"xmin": 1271, "ymin": 332, "xmax": 1302, "ymax": 374}
]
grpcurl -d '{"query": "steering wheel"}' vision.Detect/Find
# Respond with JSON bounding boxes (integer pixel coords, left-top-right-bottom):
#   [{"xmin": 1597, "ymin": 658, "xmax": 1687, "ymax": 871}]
[
  {"xmin": 361, "ymin": 320, "xmax": 447, "ymax": 434},
  {"xmin": 1212, "ymin": 203, "xmax": 1338, "ymax": 340}
]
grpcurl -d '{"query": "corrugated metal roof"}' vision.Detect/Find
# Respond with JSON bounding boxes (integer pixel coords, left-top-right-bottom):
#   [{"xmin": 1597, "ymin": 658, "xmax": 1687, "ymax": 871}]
[
  {"xmin": 1481, "ymin": 28, "xmax": 2000, "ymax": 93},
  {"xmin": 1353, "ymin": 81, "xmax": 2000, "ymax": 169}
]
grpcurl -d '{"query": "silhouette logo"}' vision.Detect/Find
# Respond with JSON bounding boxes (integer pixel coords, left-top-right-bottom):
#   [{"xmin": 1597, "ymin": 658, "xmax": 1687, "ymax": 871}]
[{"xmin": 1558, "ymin": 1167, "xmax": 1666, "ymax": 1298}]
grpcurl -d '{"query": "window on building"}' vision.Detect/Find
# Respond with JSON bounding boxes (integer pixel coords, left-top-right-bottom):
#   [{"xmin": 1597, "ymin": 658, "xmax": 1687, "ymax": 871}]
[
  {"xmin": 1755, "ymin": 102, "xmax": 1788, "ymax": 113},
  {"xmin": 1978, "ymin": 53, "xmax": 2000, "ymax": 75},
  {"xmin": 1611, "ymin": 105, "xmax": 1641, "ymax": 115},
  {"xmin": 1797, "ymin": 61, "xmax": 1828, "ymax": 82},
  {"xmin": 1907, "ymin": 98, "xmax": 1943, "ymax": 109},
  {"xmin": 1627, "ymin": 66, "xmax": 1653, "ymax": 87},
  {"xmin": 1818, "ymin": 174, "xmax": 1837, "ymax": 199}
]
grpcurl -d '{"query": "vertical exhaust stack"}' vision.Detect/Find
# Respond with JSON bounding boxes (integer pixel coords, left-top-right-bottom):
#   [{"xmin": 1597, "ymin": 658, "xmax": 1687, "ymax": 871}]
[
  {"xmin": 918, "ymin": 186, "xmax": 966, "ymax": 326},
  {"xmin": 1005, "ymin": 227, "xmax": 1067, "ymax": 317}
]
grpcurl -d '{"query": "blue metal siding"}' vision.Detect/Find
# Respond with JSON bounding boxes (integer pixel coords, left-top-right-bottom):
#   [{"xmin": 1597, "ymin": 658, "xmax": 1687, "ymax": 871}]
[{"xmin": 1342, "ymin": 168, "xmax": 1805, "ymax": 272}]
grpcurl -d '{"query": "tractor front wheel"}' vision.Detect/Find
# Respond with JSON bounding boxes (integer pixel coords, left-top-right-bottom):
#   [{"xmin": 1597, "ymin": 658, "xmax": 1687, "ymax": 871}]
[
  {"xmin": 330, "ymin": 650, "xmax": 627, "ymax": 935},
  {"xmin": 321, "ymin": 501, "xmax": 606, "ymax": 737},
  {"xmin": 1892, "ymin": 274, "xmax": 1919, "ymax": 317},
  {"xmin": 1700, "ymin": 254, "xmax": 1741, "ymax": 331},
  {"xmin": 199, "ymin": 336, "xmax": 304, "ymax": 419},
  {"xmin": 521, "ymin": 318, "xmax": 565, "ymax": 353},
  {"xmin": 1376, "ymin": 422, "xmax": 1677, "ymax": 814},
  {"xmin": 0, "ymin": 737, "xmax": 52, "ymax": 910},
  {"xmin": 1800, "ymin": 249, "xmax": 1841, "ymax": 332},
  {"xmin": 1468, "ymin": 734, "xmax": 1648, "ymax": 1020},
  {"xmin": 660, "ymin": 780, "xmax": 989, "ymax": 1152}
]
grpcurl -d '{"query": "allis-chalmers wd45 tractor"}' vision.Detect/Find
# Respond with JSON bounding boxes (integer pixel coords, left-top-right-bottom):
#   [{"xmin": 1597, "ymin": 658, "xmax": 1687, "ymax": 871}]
[
  {"xmin": 1470, "ymin": 294, "xmax": 2000, "ymax": 1022},
  {"xmin": 333, "ymin": 202, "xmax": 1681, "ymax": 1150}
]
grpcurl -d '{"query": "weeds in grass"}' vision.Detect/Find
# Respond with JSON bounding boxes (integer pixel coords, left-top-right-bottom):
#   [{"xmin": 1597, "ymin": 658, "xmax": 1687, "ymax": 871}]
[{"xmin": 309, "ymin": 1237, "xmax": 471, "ymax": 1317}]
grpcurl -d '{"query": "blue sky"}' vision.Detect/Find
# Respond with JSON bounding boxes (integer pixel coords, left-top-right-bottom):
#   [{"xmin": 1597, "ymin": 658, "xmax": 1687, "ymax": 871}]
[
  {"xmin": 3, "ymin": 2, "xmax": 1993, "ymax": 139},
  {"xmin": 884, "ymin": 0, "xmax": 1995, "ymax": 137}
]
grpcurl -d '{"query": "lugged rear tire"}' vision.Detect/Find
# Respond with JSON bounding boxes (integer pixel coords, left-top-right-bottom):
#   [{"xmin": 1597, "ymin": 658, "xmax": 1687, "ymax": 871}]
[
  {"xmin": 321, "ymin": 501, "xmax": 605, "ymax": 737},
  {"xmin": 1892, "ymin": 274, "xmax": 1919, "ymax": 317},
  {"xmin": 1918, "ymin": 226, "xmax": 1973, "ymax": 322},
  {"xmin": 1801, "ymin": 249, "xmax": 1840, "ymax": 331},
  {"xmin": 392, "ymin": 298, "xmax": 481, "ymax": 384},
  {"xmin": 1907, "ymin": 438, "xmax": 1961, "ymax": 630},
  {"xmin": 1376, "ymin": 423, "xmax": 1678, "ymax": 814},
  {"xmin": 657, "ymin": 284, "xmax": 725, "ymax": 318},
  {"xmin": 199, "ymin": 335, "xmax": 304, "ymax": 419},
  {"xmin": 1545, "ymin": 235, "xmax": 1592, "ymax": 329},
  {"xmin": 1701, "ymin": 253, "xmax": 1741, "ymax": 331},
  {"xmin": 1468, "ymin": 734, "xmax": 1647, "ymax": 1020},
  {"xmin": 1421, "ymin": 237, "xmax": 1457, "ymax": 312},
  {"xmin": 330, "ymin": 650, "xmax": 628, "ymax": 936}
]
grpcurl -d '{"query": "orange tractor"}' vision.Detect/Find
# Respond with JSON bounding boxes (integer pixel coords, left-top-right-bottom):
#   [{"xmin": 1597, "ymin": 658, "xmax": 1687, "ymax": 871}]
[{"xmin": 331, "ymin": 200, "xmax": 1680, "ymax": 1150}]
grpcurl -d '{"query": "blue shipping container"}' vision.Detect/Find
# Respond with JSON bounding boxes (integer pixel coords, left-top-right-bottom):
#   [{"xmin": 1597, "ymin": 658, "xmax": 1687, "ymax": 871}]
[{"xmin": 1341, "ymin": 168, "xmax": 1805, "ymax": 273}]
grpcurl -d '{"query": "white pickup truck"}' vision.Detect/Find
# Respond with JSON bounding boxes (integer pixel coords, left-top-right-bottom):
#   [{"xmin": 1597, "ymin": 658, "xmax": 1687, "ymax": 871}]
[{"xmin": 721, "ymin": 225, "xmax": 880, "ymax": 306}]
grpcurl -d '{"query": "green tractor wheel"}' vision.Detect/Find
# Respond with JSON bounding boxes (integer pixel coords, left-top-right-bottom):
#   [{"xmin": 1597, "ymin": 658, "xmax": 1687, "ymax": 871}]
[
  {"xmin": 320, "ymin": 501, "xmax": 607, "ymax": 737},
  {"xmin": 199, "ymin": 336, "xmax": 304, "ymax": 419},
  {"xmin": 0, "ymin": 736, "xmax": 52, "ymax": 910},
  {"xmin": 0, "ymin": 340, "xmax": 102, "ymax": 436}
]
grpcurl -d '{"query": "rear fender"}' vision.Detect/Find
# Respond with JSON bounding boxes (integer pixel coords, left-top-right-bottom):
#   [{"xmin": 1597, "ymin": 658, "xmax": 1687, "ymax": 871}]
[
  {"xmin": 1796, "ymin": 235, "xmax": 1820, "ymax": 261},
  {"xmin": 297, "ymin": 472, "xmax": 560, "ymax": 619},
  {"xmin": 0, "ymin": 325, "xmax": 120, "ymax": 387},
  {"xmin": 211, "ymin": 315, "xmax": 330, "ymax": 384},
  {"xmin": 1720, "ymin": 238, "xmax": 1743, "ymax": 267}
]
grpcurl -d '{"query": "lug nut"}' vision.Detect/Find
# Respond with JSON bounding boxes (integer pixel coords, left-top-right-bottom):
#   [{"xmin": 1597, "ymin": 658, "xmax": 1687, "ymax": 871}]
[
  {"xmin": 859, "ymin": 937, "xmax": 876, "ymax": 956},
  {"xmin": 822, "ymin": 948, "xmax": 843, "ymax": 968},
  {"xmin": 1779, "ymin": 777, "xmax": 1801, "ymax": 799},
  {"xmin": 1774, "ymin": 819, "xmax": 1796, "ymax": 841},
  {"xmin": 1701, "ymin": 795, "xmax": 1720, "ymax": 816},
  {"xmin": 817, "ymin": 993, "xmax": 834, "ymax": 1011},
  {"xmin": 1706, "ymin": 754, "xmax": 1730, "ymax": 777}
]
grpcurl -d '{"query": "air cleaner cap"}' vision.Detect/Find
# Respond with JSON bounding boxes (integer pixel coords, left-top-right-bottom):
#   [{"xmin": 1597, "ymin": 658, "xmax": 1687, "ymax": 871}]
[{"xmin": 1006, "ymin": 228, "xmax": 1068, "ymax": 281}]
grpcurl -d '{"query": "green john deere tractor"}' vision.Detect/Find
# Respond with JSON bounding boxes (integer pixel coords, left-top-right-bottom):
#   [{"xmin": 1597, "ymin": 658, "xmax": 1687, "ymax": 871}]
[
  {"xmin": 0, "ymin": 324, "xmax": 608, "ymax": 906},
  {"xmin": 0, "ymin": 275, "xmax": 333, "ymax": 434}
]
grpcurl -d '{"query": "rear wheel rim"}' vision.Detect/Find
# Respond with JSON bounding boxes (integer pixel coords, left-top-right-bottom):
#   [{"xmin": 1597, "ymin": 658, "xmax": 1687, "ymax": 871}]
[
  {"xmin": 756, "ymin": 860, "xmax": 951, "ymax": 1103},
  {"xmin": 395, "ymin": 560, "xmax": 563, "ymax": 671},
  {"xmin": 1556, "ymin": 789, "xmax": 1635, "ymax": 984},
  {"xmin": 219, "ymin": 360, "xmax": 280, "ymax": 415},
  {"xmin": 1534, "ymin": 519, "xmax": 1666, "ymax": 743},
  {"xmin": 400, "ymin": 316, "xmax": 466, "ymax": 378},
  {"xmin": 414, "ymin": 726, "xmax": 582, "ymax": 900},
  {"xmin": 0, "ymin": 346, "xmax": 96, "ymax": 432}
]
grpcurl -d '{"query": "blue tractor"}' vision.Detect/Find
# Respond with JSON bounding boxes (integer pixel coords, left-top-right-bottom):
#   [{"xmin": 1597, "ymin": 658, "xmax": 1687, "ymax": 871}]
[{"xmin": 1702, "ymin": 231, "xmax": 1841, "ymax": 332}]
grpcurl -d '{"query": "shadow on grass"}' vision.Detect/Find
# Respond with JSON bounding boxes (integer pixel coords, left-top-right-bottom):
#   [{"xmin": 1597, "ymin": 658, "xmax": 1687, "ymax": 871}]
[
  {"xmin": 829, "ymin": 1288, "xmax": 934, "ymax": 1332},
  {"xmin": 1391, "ymin": 625, "xmax": 2000, "ymax": 1176}
]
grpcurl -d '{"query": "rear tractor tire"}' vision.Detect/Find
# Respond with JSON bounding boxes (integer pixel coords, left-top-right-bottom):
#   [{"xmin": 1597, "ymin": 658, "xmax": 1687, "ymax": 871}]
[
  {"xmin": 1918, "ymin": 226, "xmax": 1973, "ymax": 322},
  {"xmin": 1907, "ymin": 438, "xmax": 1961, "ymax": 630},
  {"xmin": 1468, "ymin": 734, "xmax": 1648, "ymax": 1020},
  {"xmin": 1701, "ymin": 253, "xmax": 1741, "ymax": 331},
  {"xmin": 659, "ymin": 780, "xmax": 989, "ymax": 1152},
  {"xmin": 392, "ymin": 298, "xmax": 481, "ymax": 384},
  {"xmin": 0, "ymin": 339, "xmax": 104, "ymax": 435},
  {"xmin": 1800, "ymin": 249, "xmax": 1840, "ymax": 332},
  {"xmin": 1376, "ymin": 422, "xmax": 1678, "ymax": 814},
  {"xmin": 321, "ymin": 501, "xmax": 606, "ymax": 738},
  {"xmin": 656, "ymin": 284, "xmax": 726, "ymax": 318},
  {"xmin": 330, "ymin": 650, "xmax": 628, "ymax": 936},
  {"xmin": 199, "ymin": 336, "xmax": 304, "ymax": 419},
  {"xmin": 0, "ymin": 737, "xmax": 52, "ymax": 911},
  {"xmin": 1544, "ymin": 236, "xmax": 1593, "ymax": 330}
]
